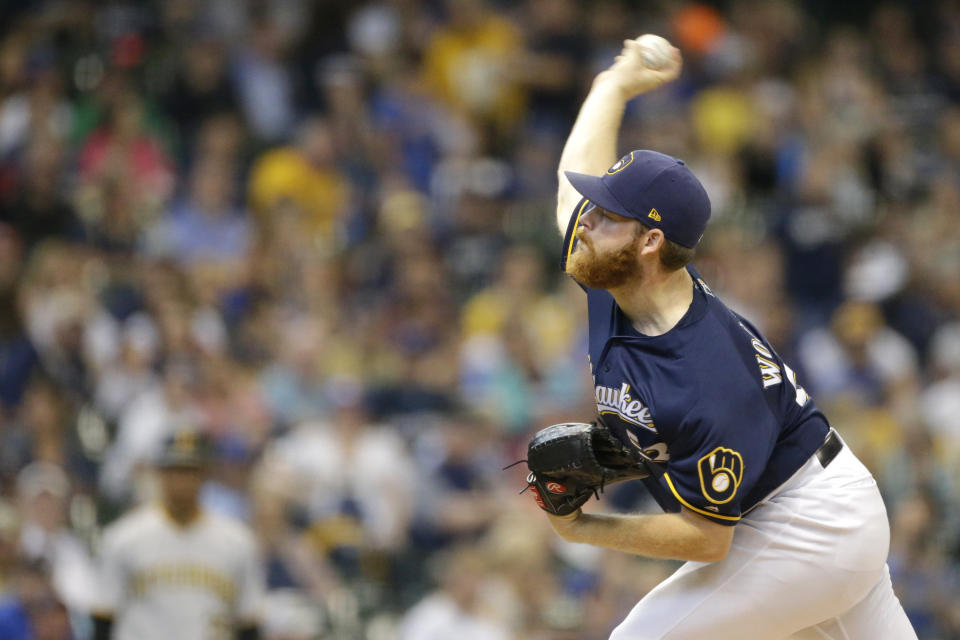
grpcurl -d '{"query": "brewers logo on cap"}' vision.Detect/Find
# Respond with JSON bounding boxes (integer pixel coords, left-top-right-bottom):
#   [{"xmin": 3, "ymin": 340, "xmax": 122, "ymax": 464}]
[{"xmin": 606, "ymin": 152, "xmax": 635, "ymax": 174}]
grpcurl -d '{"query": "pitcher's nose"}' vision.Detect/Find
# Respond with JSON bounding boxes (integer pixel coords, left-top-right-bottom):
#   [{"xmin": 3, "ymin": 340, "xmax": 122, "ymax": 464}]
[{"xmin": 578, "ymin": 205, "xmax": 599, "ymax": 230}]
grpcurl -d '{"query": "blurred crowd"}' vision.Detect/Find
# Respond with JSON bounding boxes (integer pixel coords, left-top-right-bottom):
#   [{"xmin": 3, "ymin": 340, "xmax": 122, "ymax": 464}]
[{"xmin": 0, "ymin": 0, "xmax": 958, "ymax": 638}]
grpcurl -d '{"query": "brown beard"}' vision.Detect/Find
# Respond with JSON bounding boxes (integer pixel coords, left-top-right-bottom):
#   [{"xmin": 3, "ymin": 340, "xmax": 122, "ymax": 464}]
[{"xmin": 566, "ymin": 232, "xmax": 643, "ymax": 289}]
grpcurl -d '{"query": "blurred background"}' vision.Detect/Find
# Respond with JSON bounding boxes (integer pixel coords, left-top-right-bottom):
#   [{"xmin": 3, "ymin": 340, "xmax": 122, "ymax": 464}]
[{"xmin": 0, "ymin": 0, "xmax": 958, "ymax": 638}]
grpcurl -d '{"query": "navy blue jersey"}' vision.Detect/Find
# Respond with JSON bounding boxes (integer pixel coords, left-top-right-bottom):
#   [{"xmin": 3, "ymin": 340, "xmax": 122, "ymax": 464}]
[{"xmin": 561, "ymin": 199, "xmax": 831, "ymax": 525}]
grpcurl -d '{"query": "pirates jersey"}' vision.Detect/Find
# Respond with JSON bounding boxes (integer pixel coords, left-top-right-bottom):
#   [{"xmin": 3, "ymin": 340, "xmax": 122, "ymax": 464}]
[
  {"xmin": 95, "ymin": 505, "xmax": 263, "ymax": 640},
  {"xmin": 562, "ymin": 199, "xmax": 831, "ymax": 525}
]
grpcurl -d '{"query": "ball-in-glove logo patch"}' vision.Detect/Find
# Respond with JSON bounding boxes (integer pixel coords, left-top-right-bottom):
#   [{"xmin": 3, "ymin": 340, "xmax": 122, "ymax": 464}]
[{"xmin": 698, "ymin": 447, "xmax": 744, "ymax": 505}]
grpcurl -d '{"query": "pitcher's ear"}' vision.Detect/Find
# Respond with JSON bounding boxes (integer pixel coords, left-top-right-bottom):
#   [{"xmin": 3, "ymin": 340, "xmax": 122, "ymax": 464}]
[{"xmin": 639, "ymin": 227, "xmax": 665, "ymax": 254}]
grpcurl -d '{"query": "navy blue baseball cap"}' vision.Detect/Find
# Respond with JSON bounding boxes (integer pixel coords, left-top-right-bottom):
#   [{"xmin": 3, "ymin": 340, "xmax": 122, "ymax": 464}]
[{"xmin": 564, "ymin": 150, "xmax": 711, "ymax": 248}]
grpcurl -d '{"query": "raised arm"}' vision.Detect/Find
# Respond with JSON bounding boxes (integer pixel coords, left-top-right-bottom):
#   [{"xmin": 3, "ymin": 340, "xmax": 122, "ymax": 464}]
[{"xmin": 555, "ymin": 37, "xmax": 683, "ymax": 232}]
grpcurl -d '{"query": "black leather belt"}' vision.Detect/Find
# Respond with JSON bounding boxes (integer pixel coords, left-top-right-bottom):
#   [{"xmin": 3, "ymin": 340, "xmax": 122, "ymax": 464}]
[{"xmin": 815, "ymin": 429, "xmax": 843, "ymax": 468}]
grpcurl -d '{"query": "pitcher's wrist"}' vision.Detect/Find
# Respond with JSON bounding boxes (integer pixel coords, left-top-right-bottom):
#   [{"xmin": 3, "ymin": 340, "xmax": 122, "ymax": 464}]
[{"xmin": 592, "ymin": 71, "xmax": 634, "ymax": 100}]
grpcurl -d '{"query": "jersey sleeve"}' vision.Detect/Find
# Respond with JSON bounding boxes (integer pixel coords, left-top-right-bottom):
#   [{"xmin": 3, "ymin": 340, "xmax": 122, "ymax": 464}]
[
  {"xmin": 559, "ymin": 197, "xmax": 592, "ymax": 273},
  {"xmin": 659, "ymin": 398, "xmax": 777, "ymax": 526}
]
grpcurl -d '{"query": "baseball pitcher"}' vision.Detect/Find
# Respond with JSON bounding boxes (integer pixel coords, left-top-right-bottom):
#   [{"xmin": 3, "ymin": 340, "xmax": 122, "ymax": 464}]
[{"xmin": 525, "ymin": 35, "xmax": 918, "ymax": 639}]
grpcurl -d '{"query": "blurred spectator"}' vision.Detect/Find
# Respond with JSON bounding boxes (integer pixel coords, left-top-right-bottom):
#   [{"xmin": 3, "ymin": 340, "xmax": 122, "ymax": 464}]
[
  {"xmin": 190, "ymin": 112, "xmax": 245, "ymax": 169},
  {"xmin": 90, "ymin": 313, "xmax": 160, "ymax": 423},
  {"xmin": 0, "ymin": 137, "xmax": 80, "ymax": 251},
  {"xmin": 513, "ymin": 0, "xmax": 586, "ymax": 134},
  {"xmin": 0, "ymin": 59, "xmax": 72, "ymax": 161},
  {"xmin": 399, "ymin": 546, "xmax": 511, "ymax": 640},
  {"xmin": 250, "ymin": 458, "xmax": 343, "ymax": 615},
  {"xmin": 232, "ymin": 16, "xmax": 297, "ymax": 143},
  {"xmin": 200, "ymin": 434, "xmax": 258, "ymax": 524},
  {"xmin": 5, "ymin": 377, "xmax": 72, "ymax": 472},
  {"xmin": 15, "ymin": 463, "xmax": 97, "ymax": 615},
  {"xmin": 460, "ymin": 246, "xmax": 584, "ymax": 432},
  {"xmin": 75, "ymin": 87, "xmax": 174, "ymax": 234},
  {"xmin": 410, "ymin": 411, "xmax": 502, "ymax": 549},
  {"xmin": 887, "ymin": 488, "xmax": 960, "ymax": 638},
  {"xmin": 263, "ymin": 386, "xmax": 416, "ymax": 553},
  {"xmin": 18, "ymin": 242, "xmax": 94, "ymax": 397},
  {"xmin": 258, "ymin": 315, "xmax": 330, "ymax": 428},
  {"xmin": 159, "ymin": 37, "xmax": 239, "ymax": 158},
  {"xmin": 369, "ymin": 69, "xmax": 461, "ymax": 193},
  {"xmin": 421, "ymin": 0, "xmax": 526, "ymax": 147},
  {"xmin": 248, "ymin": 116, "xmax": 350, "ymax": 247},
  {"xmin": 920, "ymin": 322, "xmax": 960, "ymax": 455},
  {"xmin": 0, "ymin": 559, "xmax": 75, "ymax": 640},
  {"xmin": 99, "ymin": 360, "xmax": 204, "ymax": 501},
  {"xmin": 797, "ymin": 300, "xmax": 919, "ymax": 407},
  {"xmin": 0, "ymin": 227, "xmax": 37, "ymax": 413},
  {"xmin": 144, "ymin": 157, "xmax": 251, "ymax": 265},
  {"xmin": 318, "ymin": 56, "xmax": 382, "ymax": 174},
  {"xmin": 260, "ymin": 588, "xmax": 324, "ymax": 640}
]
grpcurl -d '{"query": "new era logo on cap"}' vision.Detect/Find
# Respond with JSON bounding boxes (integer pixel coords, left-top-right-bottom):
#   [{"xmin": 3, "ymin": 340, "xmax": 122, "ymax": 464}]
[{"xmin": 564, "ymin": 150, "xmax": 712, "ymax": 249}]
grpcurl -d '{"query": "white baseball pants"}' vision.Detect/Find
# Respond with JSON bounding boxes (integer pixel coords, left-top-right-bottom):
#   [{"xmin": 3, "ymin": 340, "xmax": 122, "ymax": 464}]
[{"xmin": 609, "ymin": 440, "xmax": 917, "ymax": 640}]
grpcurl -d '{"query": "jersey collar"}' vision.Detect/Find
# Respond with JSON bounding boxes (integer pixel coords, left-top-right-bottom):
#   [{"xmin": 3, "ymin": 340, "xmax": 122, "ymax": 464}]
[{"xmin": 610, "ymin": 267, "xmax": 709, "ymax": 341}]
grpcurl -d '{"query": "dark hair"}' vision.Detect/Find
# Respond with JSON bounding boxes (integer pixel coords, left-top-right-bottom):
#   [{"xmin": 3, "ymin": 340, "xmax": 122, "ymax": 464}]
[{"xmin": 636, "ymin": 223, "xmax": 696, "ymax": 271}]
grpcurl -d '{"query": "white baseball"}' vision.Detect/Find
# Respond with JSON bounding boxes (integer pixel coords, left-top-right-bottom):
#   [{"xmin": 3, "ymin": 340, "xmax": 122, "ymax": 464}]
[{"xmin": 634, "ymin": 34, "xmax": 674, "ymax": 70}]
